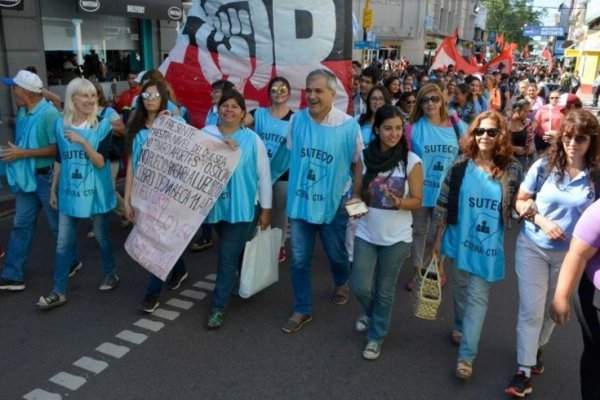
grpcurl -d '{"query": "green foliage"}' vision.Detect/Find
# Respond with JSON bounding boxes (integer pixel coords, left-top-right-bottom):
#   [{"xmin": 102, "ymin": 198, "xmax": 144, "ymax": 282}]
[{"xmin": 483, "ymin": 0, "xmax": 545, "ymax": 49}]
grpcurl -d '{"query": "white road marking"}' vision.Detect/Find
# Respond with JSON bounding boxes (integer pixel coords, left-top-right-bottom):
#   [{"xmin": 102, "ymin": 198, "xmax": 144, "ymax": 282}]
[
  {"xmin": 73, "ymin": 356, "xmax": 108, "ymax": 374},
  {"xmin": 23, "ymin": 389, "xmax": 62, "ymax": 400},
  {"xmin": 134, "ymin": 318, "xmax": 165, "ymax": 332},
  {"xmin": 48, "ymin": 372, "xmax": 86, "ymax": 390},
  {"xmin": 180, "ymin": 289, "xmax": 207, "ymax": 300},
  {"xmin": 116, "ymin": 330, "xmax": 148, "ymax": 345},
  {"xmin": 193, "ymin": 281, "xmax": 215, "ymax": 291},
  {"xmin": 166, "ymin": 298, "xmax": 194, "ymax": 310},
  {"xmin": 152, "ymin": 308, "xmax": 180, "ymax": 321},
  {"xmin": 95, "ymin": 342, "xmax": 130, "ymax": 358},
  {"xmin": 204, "ymin": 273, "xmax": 217, "ymax": 281}
]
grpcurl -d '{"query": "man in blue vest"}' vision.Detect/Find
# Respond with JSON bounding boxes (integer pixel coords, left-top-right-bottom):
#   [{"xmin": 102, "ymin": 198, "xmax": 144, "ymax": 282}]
[
  {"xmin": 282, "ymin": 69, "xmax": 363, "ymax": 333},
  {"xmin": 0, "ymin": 70, "xmax": 81, "ymax": 292}
]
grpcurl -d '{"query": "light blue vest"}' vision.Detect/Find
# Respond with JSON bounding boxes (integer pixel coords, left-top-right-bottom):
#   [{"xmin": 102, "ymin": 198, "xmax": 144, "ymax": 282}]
[
  {"xmin": 131, "ymin": 128, "xmax": 151, "ymax": 176},
  {"xmin": 5, "ymin": 100, "xmax": 53, "ymax": 193},
  {"xmin": 442, "ymin": 161, "xmax": 505, "ymax": 282},
  {"xmin": 206, "ymin": 127, "xmax": 258, "ymax": 223},
  {"xmin": 360, "ymin": 123, "xmax": 374, "ymax": 147},
  {"xmin": 205, "ymin": 107, "xmax": 219, "ymax": 127},
  {"xmin": 253, "ymin": 107, "xmax": 290, "ymax": 183},
  {"xmin": 56, "ymin": 118, "xmax": 116, "ymax": 217},
  {"xmin": 287, "ymin": 109, "xmax": 359, "ymax": 224},
  {"xmin": 410, "ymin": 118, "xmax": 462, "ymax": 207}
]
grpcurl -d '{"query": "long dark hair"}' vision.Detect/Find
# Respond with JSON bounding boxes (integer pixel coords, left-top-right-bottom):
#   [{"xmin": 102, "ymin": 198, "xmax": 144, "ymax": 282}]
[
  {"xmin": 358, "ymin": 85, "xmax": 391, "ymax": 126},
  {"xmin": 548, "ymin": 109, "xmax": 600, "ymax": 183},
  {"xmin": 127, "ymin": 80, "xmax": 169, "ymax": 151},
  {"xmin": 361, "ymin": 105, "xmax": 408, "ymax": 205}
]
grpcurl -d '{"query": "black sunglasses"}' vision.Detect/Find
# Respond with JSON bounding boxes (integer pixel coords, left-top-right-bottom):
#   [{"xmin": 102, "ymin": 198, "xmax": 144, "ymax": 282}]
[
  {"xmin": 561, "ymin": 134, "xmax": 590, "ymax": 144},
  {"xmin": 420, "ymin": 95, "xmax": 441, "ymax": 105},
  {"xmin": 474, "ymin": 127, "xmax": 500, "ymax": 137}
]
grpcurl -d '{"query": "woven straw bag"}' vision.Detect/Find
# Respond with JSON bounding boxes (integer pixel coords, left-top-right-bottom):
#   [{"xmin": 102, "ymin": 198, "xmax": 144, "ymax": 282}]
[{"xmin": 413, "ymin": 255, "xmax": 442, "ymax": 320}]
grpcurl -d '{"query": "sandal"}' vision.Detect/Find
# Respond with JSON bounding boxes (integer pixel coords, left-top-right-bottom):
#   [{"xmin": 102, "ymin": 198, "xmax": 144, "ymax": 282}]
[
  {"xmin": 332, "ymin": 281, "xmax": 350, "ymax": 305},
  {"xmin": 282, "ymin": 312, "xmax": 313, "ymax": 333},
  {"xmin": 456, "ymin": 360, "xmax": 473, "ymax": 380},
  {"xmin": 451, "ymin": 329, "xmax": 463, "ymax": 345}
]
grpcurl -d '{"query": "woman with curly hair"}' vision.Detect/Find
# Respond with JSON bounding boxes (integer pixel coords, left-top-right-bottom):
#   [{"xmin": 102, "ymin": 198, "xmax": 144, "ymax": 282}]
[
  {"xmin": 432, "ymin": 110, "xmax": 522, "ymax": 380},
  {"xmin": 506, "ymin": 109, "xmax": 600, "ymax": 397}
]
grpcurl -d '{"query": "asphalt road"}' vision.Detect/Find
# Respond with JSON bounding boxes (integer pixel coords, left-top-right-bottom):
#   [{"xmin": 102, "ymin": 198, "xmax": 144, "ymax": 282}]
[{"xmin": 0, "ymin": 209, "xmax": 583, "ymax": 400}]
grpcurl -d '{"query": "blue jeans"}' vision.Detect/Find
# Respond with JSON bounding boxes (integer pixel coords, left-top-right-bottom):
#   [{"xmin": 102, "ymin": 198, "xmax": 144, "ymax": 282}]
[
  {"xmin": 53, "ymin": 212, "xmax": 116, "ymax": 294},
  {"xmin": 211, "ymin": 221, "xmax": 256, "ymax": 312},
  {"xmin": 453, "ymin": 267, "xmax": 492, "ymax": 362},
  {"xmin": 351, "ymin": 237, "xmax": 410, "ymax": 343},
  {"xmin": 2, "ymin": 172, "xmax": 59, "ymax": 282},
  {"xmin": 289, "ymin": 207, "xmax": 350, "ymax": 315},
  {"xmin": 146, "ymin": 257, "xmax": 186, "ymax": 295}
]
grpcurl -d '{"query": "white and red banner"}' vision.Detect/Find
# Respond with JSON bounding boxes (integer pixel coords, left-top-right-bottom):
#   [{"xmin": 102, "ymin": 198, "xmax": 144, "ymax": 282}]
[
  {"xmin": 160, "ymin": 0, "xmax": 353, "ymax": 127},
  {"xmin": 125, "ymin": 116, "xmax": 240, "ymax": 280}
]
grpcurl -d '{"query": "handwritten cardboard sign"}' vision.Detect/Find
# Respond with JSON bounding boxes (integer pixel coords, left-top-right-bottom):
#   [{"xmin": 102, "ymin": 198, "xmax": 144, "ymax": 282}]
[{"xmin": 125, "ymin": 116, "xmax": 240, "ymax": 280}]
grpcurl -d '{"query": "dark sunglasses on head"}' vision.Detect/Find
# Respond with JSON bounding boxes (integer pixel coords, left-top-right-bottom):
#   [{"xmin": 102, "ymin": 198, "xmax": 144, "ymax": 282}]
[
  {"xmin": 141, "ymin": 92, "xmax": 160, "ymax": 101},
  {"xmin": 420, "ymin": 95, "xmax": 441, "ymax": 105},
  {"xmin": 270, "ymin": 86, "xmax": 289, "ymax": 95},
  {"xmin": 561, "ymin": 134, "xmax": 590, "ymax": 144},
  {"xmin": 474, "ymin": 127, "xmax": 500, "ymax": 137}
]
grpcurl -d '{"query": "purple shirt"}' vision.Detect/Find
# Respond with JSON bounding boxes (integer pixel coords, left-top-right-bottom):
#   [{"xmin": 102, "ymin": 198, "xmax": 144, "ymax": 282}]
[{"xmin": 573, "ymin": 199, "xmax": 600, "ymax": 289}]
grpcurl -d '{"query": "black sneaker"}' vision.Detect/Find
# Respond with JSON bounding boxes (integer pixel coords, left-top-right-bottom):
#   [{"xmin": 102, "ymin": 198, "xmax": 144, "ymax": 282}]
[
  {"xmin": 505, "ymin": 372, "xmax": 532, "ymax": 398},
  {"xmin": 0, "ymin": 277, "xmax": 25, "ymax": 291},
  {"xmin": 37, "ymin": 291, "xmax": 67, "ymax": 310},
  {"xmin": 166, "ymin": 268, "xmax": 188, "ymax": 290},
  {"xmin": 139, "ymin": 293, "xmax": 160, "ymax": 313},
  {"xmin": 68, "ymin": 261, "xmax": 83, "ymax": 278},
  {"xmin": 531, "ymin": 348, "xmax": 544, "ymax": 375},
  {"xmin": 99, "ymin": 275, "xmax": 120, "ymax": 291}
]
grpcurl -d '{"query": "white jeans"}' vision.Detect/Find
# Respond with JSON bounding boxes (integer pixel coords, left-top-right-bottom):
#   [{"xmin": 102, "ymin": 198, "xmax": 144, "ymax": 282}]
[{"xmin": 515, "ymin": 232, "xmax": 566, "ymax": 366}]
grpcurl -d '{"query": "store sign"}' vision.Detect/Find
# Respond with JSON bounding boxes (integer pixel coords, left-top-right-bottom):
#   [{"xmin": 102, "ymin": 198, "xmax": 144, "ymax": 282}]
[
  {"xmin": 77, "ymin": 0, "xmax": 183, "ymax": 21},
  {"xmin": 523, "ymin": 26, "xmax": 564, "ymax": 37},
  {"xmin": 0, "ymin": 0, "xmax": 24, "ymax": 9}
]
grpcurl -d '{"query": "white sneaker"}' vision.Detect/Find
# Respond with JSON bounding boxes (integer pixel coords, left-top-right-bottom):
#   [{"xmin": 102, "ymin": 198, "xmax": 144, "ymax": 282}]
[
  {"xmin": 86, "ymin": 230, "xmax": 95, "ymax": 238},
  {"xmin": 355, "ymin": 314, "xmax": 370, "ymax": 333},
  {"xmin": 362, "ymin": 341, "xmax": 382, "ymax": 360}
]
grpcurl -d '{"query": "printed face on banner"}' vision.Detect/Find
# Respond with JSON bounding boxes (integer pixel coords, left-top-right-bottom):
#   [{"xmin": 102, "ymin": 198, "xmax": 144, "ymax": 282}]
[{"xmin": 160, "ymin": 0, "xmax": 352, "ymax": 127}]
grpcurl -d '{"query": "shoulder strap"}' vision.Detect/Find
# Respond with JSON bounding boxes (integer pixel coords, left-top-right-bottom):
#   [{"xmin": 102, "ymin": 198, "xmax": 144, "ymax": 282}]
[
  {"xmin": 446, "ymin": 156, "xmax": 469, "ymax": 225},
  {"xmin": 534, "ymin": 157, "xmax": 550, "ymax": 195},
  {"xmin": 449, "ymin": 116, "xmax": 460, "ymax": 141}
]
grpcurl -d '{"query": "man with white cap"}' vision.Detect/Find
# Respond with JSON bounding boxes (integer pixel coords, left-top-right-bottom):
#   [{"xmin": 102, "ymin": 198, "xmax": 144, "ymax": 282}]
[{"xmin": 0, "ymin": 70, "xmax": 81, "ymax": 291}]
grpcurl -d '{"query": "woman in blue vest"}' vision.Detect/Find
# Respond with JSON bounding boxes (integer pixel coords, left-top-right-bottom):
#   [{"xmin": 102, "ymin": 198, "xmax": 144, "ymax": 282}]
[
  {"xmin": 38, "ymin": 78, "xmax": 118, "ymax": 309},
  {"xmin": 123, "ymin": 80, "xmax": 189, "ymax": 313},
  {"xmin": 246, "ymin": 77, "xmax": 293, "ymax": 263},
  {"xmin": 405, "ymin": 82, "xmax": 467, "ymax": 290},
  {"xmin": 204, "ymin": 90, "xmax": 272, "ymax": 329},
  {"xmin": 357, "ymin": 85, "xmax": 391, "ymax": 147},
  {"xmin": 506, "ymin": 109, "xmax": 599, "ymax": 397},
  {"xmin": 350, "ymin": 105, "xmax": 423, "ymax": 360},
  {"xmin": 432, "ymin": 110, "xmax": 522, "ymax": 380}
]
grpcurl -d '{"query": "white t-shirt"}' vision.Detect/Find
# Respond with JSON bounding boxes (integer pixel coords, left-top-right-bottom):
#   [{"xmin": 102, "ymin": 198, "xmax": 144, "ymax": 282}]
[{"xmin": 356, "ymin": 151, "xmax": 421, "ymax": 246}]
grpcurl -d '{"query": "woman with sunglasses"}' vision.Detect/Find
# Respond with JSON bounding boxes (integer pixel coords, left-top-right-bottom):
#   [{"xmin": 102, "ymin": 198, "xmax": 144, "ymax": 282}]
[
  {"xmin": 123, "ymin": 81, "xmax": 189, "ymax": 313},
  {"xmin": 534, "ymin": 90, "xmax": 564, "ymax": 154},
  {"xmin": 350, "ymin": 105, "xmax": 423, "ymax": 360},
  {"xmin": 397, "ymin": 91, "xmax": 417, "ymax": 124},
  {"xmin": 358, "ymin": 85, "xmax": 392, "ymax": 146},
  {"xmin": 509, "ymin": 99, "xmax": 536, "ymax": 172},
  {"xmin": 432, "ymin": 110, "xmax": 522, "ymax": 380},
  {"xmin": 506, "ymin": 109, "xmax": 599, "ymax": 397},
  {"xmin": 405, "ymin": 83, "xmax": 467, "ymax": 290},
  {"xmin": 204, "ymin": 90, "xmax": 272, "ymax": 329},
  {"xmin": 38, "ymin": 78, "xmax": 119, "ymax": 309},
  {"xmin": 245, "ymin": 76, "xmax": 293, "ymax": 262}
]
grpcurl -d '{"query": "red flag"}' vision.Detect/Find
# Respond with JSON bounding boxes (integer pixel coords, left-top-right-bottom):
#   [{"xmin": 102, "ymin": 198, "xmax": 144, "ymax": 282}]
[
  {"xmin": 542, "ymin": 47, "xmax": 553, "ymax": 72},
  {"xmin": 451, "ymin": 27, "xmax": 459, "ymax": 45},
  {"xmin": 430, "ymin": 31, "xmax": 480, "ymax": 75},
  {"xmin": 470, "ymin": 52, "xmax": 478, "ymax": 66}
]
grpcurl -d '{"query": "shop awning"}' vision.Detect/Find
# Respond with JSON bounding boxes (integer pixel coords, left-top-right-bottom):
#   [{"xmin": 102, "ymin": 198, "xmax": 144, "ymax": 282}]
[{"xmin": 77, "ymin": 0, "xmax": 183, "ymax": 21}]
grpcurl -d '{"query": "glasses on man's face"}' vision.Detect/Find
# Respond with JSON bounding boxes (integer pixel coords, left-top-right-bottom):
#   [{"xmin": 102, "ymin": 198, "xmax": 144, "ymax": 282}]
[
  {"xmin": 420, "ymin": 95, "xmax": 441, "ymax": 105},
  {"xmin": 474, "ymin": 127, "xmax": 500, "ymax": 137},
  {"xmin": 561, "ymin": 134, "xmax": 590, "ymax": 145},
  {"xmin": 141, "ymin": 92, "xmax": 160, "ymax": 101},
  {"xmin": 270, "ymin": 86, "xmax": 289, "ymax": 95}
]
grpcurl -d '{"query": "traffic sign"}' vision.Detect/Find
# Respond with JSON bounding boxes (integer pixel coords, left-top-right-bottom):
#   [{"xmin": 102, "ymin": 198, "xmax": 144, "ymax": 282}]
[{"xmin": 354, "ymin": 40, "xmax": 382, "ymax": 50}]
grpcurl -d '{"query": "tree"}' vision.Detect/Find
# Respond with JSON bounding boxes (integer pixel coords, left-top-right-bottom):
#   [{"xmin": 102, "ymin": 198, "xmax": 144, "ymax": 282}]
[{"xmin": 483, "ymin": 0, "xmax": 545, "ymax": 50}]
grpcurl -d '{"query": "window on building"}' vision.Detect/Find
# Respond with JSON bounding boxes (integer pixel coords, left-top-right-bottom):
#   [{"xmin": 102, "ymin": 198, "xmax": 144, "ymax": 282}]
[{"xmin": 41, "ymin": 0, "xmax": 142, "ymax": 86}]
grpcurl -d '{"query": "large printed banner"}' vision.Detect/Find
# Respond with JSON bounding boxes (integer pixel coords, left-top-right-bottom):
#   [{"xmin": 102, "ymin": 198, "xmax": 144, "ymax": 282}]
[
  {"xmin": 125, "ymin": 116, "xmax": 240, "ymax": 280},
  {"xmin": 160, "ymin": 0, "xmax": 353, "ymax": 127}
]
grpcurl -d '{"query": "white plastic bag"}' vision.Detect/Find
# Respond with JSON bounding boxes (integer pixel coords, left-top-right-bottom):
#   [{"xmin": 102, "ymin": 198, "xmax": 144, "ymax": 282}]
[{"xmin": 239, "ymin": 227, "xmax": 282, "ymax": 298}]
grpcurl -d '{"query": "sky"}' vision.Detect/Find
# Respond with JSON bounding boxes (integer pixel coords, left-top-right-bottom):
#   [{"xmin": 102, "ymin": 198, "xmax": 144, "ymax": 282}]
[{"xmin": 532, "ymin": 0, "xmax": 566, "ymax": 25}]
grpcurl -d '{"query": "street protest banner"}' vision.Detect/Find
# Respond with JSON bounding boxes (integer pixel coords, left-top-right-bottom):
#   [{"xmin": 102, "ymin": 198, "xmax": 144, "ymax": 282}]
[
  {"xmin": 125, "ymin": 116, "xmax": 240, "ymax": 280},
  {"xmin": 159, "ymin": 0, "xmax": 353, "ymax": 126}
]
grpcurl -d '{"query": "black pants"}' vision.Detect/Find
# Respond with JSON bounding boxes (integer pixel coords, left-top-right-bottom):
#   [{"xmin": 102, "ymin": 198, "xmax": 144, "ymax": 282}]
[
  {"xmin": 593, "ymin": 86, "xmax": 600, "ymax": 106},
  {"xmin": 574, "ymin": 274, "xmax": 600, "ymax": 400}
]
